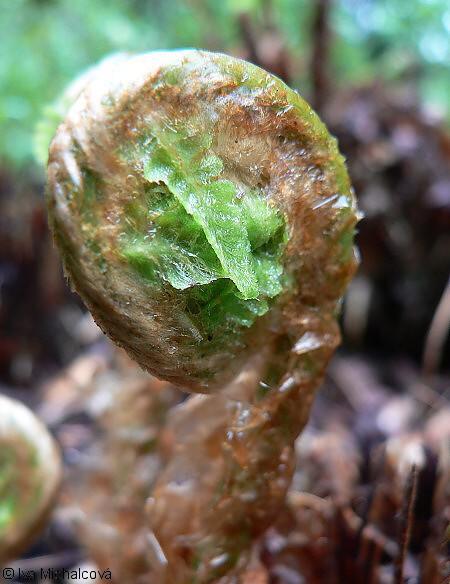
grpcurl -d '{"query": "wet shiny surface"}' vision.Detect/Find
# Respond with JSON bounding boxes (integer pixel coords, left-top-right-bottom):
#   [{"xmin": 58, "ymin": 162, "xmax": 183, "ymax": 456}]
[
  {"xmin": 47, "ymin": 50, "xmax": 357, "ymax": 392},
  {"xmin": 46, "ymin": 50, "xmax": 359, "ymax": 582}
]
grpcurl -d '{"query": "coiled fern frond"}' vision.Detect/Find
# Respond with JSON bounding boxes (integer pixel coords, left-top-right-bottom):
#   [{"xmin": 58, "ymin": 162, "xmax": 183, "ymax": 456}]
[
  {"xmin": 46, "ymin": 50, "xmax": 358, "ymax": 582},
  {"xmin": 0, "ymin": 395, "xmax": 61, "ymax": 565}
]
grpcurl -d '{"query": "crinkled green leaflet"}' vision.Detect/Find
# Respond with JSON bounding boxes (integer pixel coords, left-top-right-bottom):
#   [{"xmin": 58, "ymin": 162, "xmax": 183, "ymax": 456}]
[
  {"xmin": 142, "ymin": 130, "xmax": 272, "ymax": 299},
  {"xmin": 119, "ymin": 121, "xmax": 287, "ymax": 338}
]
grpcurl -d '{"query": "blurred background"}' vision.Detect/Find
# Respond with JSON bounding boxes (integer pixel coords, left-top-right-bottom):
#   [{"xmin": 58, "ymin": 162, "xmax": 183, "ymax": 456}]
[{"xmin": 0, "ymin": 0, "xmax": 449, "ymax": 582}]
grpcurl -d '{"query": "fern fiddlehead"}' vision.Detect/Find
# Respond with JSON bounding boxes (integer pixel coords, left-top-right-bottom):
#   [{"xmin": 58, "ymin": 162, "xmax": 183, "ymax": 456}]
[
  {"xmin": 0, "ymin": 395, "xmax": 61, "ymax": 565},
  {"xmin": 46, "ymin": 49, "xmax": 358, "ymax": 582}
]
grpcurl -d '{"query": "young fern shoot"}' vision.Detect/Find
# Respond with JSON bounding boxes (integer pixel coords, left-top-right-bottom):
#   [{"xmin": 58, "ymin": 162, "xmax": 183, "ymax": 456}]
[
  {"xmin": 0, "ymin": 396, "xmax": 61, "ymax": 565},
  {"xmin": 47, "ymin": 50, "xmax": 358, "ymax": 582}
]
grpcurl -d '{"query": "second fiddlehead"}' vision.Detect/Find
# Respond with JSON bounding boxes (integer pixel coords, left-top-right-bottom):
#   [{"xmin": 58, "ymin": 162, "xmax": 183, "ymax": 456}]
[{"xmin": 0, "ymin": 395, "xmax": 61, "ymax": 565}]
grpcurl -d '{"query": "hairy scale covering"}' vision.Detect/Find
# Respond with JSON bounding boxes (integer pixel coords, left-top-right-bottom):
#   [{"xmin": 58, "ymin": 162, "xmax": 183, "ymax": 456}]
[{"xmin": 45, "ymin": 50, "xmax": 360, "ymax": 583}]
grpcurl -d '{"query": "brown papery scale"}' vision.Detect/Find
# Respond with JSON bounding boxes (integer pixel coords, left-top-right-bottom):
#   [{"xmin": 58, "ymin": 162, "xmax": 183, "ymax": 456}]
[{"xmin": 47, "ymin": 50, "xmax": 359, "ymax": 582}]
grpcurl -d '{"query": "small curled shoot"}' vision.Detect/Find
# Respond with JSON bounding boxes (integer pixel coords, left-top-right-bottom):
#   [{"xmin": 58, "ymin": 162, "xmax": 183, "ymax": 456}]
[{"xmin": 0, "ymin": 395, "xmax": 61, "ymax": 565}]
